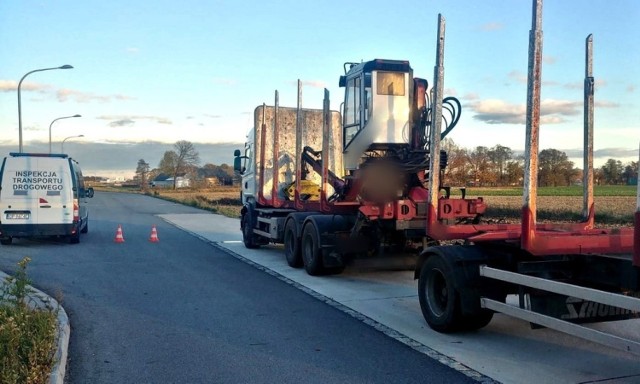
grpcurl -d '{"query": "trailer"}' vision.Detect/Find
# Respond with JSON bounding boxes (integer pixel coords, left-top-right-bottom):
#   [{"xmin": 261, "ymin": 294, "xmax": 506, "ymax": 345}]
[{"xmin": 413, "ymin": 0, "xmax": 640, "ymax": 355}]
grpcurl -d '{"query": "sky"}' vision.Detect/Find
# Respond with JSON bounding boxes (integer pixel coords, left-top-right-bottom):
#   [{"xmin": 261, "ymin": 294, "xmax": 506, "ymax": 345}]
[{"xmin": 1, "ymin": 0, "xmax": 638, "ymax": 179}]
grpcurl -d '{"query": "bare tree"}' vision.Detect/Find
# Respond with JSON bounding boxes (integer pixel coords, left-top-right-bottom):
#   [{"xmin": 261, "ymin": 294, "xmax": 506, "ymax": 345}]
[
  {"xmin": 158, "ymin": 141, "xmax": 200, "ymax": 189},
  {"xmin": 488, "ymin": 144, "xmax": 513, "ymax": 186},
  {"xmin": 135, "ymin": 159, "xmax": 150, "ymax": 191}
]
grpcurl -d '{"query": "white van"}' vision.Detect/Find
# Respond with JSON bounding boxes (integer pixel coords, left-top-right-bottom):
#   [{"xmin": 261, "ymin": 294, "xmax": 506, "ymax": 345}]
[{"xmin": 0, "ymin": 153, "xmax": 91, "ymax": 245}]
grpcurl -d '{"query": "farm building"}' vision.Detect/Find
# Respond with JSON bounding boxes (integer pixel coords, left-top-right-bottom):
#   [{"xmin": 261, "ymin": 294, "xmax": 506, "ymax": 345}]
[{"xmin": 151, "ymin": 173, "xmax": 191, "ymax": 188}]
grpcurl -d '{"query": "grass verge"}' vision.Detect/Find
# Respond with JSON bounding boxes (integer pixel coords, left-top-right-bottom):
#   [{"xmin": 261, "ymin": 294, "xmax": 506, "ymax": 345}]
[{"xmin": 0, "ymin": 257, "xmax": 57, "ymax": 384}]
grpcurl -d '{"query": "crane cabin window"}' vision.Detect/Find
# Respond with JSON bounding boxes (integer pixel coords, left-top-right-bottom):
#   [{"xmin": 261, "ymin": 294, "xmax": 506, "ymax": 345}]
[
  {"xmin": 344, "ymin": 77, "xmax": 362, "ymax": 146},
  {"xmin": 377, "ymin": 71, "xmax": 405, "ymax": 96}
]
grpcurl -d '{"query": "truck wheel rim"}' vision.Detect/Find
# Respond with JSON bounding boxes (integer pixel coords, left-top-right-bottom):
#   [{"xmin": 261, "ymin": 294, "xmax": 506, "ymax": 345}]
[{"xmin": 426, "ymin": 268, "xmax": 448, "ymax": 317}]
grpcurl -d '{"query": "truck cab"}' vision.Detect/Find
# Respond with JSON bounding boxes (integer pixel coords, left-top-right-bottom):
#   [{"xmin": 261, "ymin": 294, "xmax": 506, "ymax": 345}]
[{"xmin": 234, "ymin": 129, "xmax": 256, "ymax": 206}]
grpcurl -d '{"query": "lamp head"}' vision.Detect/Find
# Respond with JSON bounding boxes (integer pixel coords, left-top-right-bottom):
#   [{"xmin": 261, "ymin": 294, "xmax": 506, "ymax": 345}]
[{"xmin": 59, "ymin": 65, "xmax": 73, "ymax": 69}]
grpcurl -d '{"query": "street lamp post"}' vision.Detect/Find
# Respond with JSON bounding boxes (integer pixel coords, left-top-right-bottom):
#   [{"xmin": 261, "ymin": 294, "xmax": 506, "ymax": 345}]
[
  {"xmin": 49, "ymin": 114, "xmax": 81, "ymax": 153},
  {"xmin": 61, "ymin": 135, "xmax": 84, "ymax": 153},
  {"xmin": 17, "ymin": 65, "xmax": 74, "ymax": 153}
]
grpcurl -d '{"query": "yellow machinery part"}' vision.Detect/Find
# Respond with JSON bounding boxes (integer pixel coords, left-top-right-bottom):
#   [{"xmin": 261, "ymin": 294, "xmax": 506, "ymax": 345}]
[{"xmin": 284, "ymin": 180, "xmax": 321, "ymax": 201}]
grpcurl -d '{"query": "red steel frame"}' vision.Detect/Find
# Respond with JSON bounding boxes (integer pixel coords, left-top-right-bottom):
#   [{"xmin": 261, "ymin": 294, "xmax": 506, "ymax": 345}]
[{"xmin": 424, "ymin": 5, "xmax": 638, "ymax": 265}]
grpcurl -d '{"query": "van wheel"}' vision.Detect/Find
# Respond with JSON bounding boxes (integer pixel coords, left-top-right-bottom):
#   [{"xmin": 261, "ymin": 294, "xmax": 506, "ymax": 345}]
[
  {"xmin": 0, "ymin": 237, "xmax": 12, "ymax": 245},
  {"xmin": 69, "ymin": 232, "xmax": 80, "ymax": 244},
  {"xmin": 81, "ymin": 219, "xmax": 89, "ymax": 234}
]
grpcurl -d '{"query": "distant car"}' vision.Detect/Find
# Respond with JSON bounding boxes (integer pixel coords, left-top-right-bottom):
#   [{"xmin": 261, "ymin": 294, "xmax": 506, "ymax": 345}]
[{"xmin": 0, "ymin": 152, "xmax": 92, "ymax": 245}]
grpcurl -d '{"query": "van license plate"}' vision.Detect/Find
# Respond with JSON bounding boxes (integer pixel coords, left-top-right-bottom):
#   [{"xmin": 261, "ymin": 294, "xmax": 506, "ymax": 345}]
[{"xmin": 6, "ymin": 213, "xmax": 29, "ymax": 220}]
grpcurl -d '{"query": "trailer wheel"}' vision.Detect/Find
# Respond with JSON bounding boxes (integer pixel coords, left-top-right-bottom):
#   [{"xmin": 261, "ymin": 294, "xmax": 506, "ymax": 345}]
[
  {"xmin": 0, "ymin": 236, "xmax": 12, "ymax": 245},
  {"xmin": 284, "ymin": 219, "xmax": 302, "ymax": 268},
  {"xmin": 418, "ymin": 254, "xmax": 464, "ymax": 332},
  {"xmin": 462, "ymin": 311, "xmax": 494, "ymax": 331},
  {"xmin": 301, "ymin": 223, "xmax": 325, "ymax": 276},
  {"xmin": 242, "ymin": 215, "xmax": 260, "ymax": 249}
]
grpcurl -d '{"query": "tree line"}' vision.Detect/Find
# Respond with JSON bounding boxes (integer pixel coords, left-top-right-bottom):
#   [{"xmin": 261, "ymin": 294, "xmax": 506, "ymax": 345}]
[
  {"xmin": 132, "ymin": 139, "xmax": 638, "ymax": 190},
  {"xmin": 134, "ymin": 140, "xmax": 235, "ymax": 189},
  {"xmin": 442, "ymin": 139, "xmax": 638, "ymax": 187}
]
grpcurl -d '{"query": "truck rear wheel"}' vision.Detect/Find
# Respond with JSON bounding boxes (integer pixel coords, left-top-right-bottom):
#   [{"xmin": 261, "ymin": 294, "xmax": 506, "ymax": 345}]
[
  {"xmin": 242, "ymin": 215, "xmax": 260, "ymax": 249},
  {"xmin": 284, "ymin": 219, "xmax": 302, "ymax": 268},
  {"xmin": 418, "ymin": 254, "xmax": 464, "ymax": 332},
  {"xmin": 301, "ymin": 223, "xmax": 325, "ymax": 276}
]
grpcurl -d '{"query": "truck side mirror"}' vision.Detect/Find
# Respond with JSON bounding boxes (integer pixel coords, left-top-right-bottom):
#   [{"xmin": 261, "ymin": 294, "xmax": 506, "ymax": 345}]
[
  {"xmin": 339, "ymin": 75, "xmax": 346, "ymax": 87},
  {"xmin": 233, "ymin": 150, "xmax": 243, "ymax": 174}
]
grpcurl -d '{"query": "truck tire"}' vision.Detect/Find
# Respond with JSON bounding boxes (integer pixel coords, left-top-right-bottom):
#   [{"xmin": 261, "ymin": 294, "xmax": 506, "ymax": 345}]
[
  {"xmin": 418, "ymin": 254, "xmax": 464, "ymax": 332},
  {"xmin": 462, "ymin": 311, "xmax": 494, "ymax": 331},
  {"xmin": 301, "ymin": 223, "xmax": 325, "ymax": 276},
  {"xmin": 242, "ymin": 215, "xmax": 260, "ymax": 249},
  {"xmin": 0, "ymin": 236, "xmax": 12, "ymax": 245},
  {"xmin": 284, "ymin": 219, "xmax": 302, "ymax": 268},
  {"xmin": 81, "ymin": 219, "xmax": 89, "ymax": 234}
]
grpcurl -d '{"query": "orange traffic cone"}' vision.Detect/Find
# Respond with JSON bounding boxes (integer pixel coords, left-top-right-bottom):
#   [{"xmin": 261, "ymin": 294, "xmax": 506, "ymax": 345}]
[
  {"xmin": 114, "ymin": 225, "xmax": 125, "ymax": 243},
  {"xmin": 149, "ymin": 225, "xmax": 159, "ymax": 243}
]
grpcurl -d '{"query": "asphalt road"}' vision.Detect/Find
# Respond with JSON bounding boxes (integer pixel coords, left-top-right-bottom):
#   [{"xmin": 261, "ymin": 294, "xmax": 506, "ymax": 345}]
[{"xmin": 0, "ymin": 191, "xmax": 475, "ymax": 383}]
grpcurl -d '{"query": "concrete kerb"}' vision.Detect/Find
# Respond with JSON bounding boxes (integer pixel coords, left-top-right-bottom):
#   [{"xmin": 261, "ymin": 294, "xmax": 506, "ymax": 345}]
[{"xmin": 0, "ymin": 271, "xmax": 70, "ymax": 384}]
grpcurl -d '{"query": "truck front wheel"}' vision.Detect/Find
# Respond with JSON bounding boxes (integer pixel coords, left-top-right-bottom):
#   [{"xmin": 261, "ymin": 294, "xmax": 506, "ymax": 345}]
[
  {"xmin": 418, "ymin": 254, "xmax": 464, "ymax": 333},
  {"xmin": 242, "ymin": 215, "xmax": 260, "ymax": 249},
  {"xmin": 284, "ymin": 219, "xmax": 302, "ymax": 268}
]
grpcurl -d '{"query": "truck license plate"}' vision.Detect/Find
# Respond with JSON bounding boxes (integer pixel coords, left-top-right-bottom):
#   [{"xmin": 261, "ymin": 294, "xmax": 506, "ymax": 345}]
[{"xmin": 6, "ymin": 212, "xmax": 30, "ymax": 220}]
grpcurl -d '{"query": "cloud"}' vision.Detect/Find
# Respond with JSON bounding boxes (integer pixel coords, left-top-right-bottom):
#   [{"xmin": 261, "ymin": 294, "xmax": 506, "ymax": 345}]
[
  {"xmin": 543, "ymin": 56, "xmax": 557, "ymax": 65},
  {"xmin": 0, "ymin": 141, "xmax": 245, "ymax": 177},
  {"xmin": 56, "ymin": 89, "xmax": 136, "ymax": 103},
  {"xmin": 289, "ymin": 80, "xmax": 327, "ymax": 89},
  {"xmin": 626, "ymin": 84, "xmax": 636, "ymax": 93},
  {"xmin": 109, "ymin": 119, "xmax": 135, "ymax": 127},
  {"xmin": 594, "ymin": 100, "xmax": 620, "ymax": 108},
  {"xmin": 479, "ymin": 22, "xmax": 503, "ymax": 31},
  {"xmin": 126, "ymin": 47, "xmax": 139, "ymax": 54},
  {"xmin": 564, "ymin": 147, "xmax": 640, "ymax": 160},
  {"xmin": 204, "ymin": 114, "xmax": 222, "ymax": 118},
  {"xmin": 97, "ymin": 115, "xmax": 173, "ymax": 126},
  {"xmin": 563, "ymin": 78, "xmax": 607, "ymax": 91},
  {"xmin": 57, "ymin": 89, "xmax": 111, "ymax": 103},
  {"xmin": 468, "ymin": 99, "xmax": 525, "ymax": 124},
  {"xmin": 0, "ymin": 80, "xmax": 133, "ymax": 103},
  {"xmin": 301, "ymin": 80, "xmax": 327, "ymax": 88},
  {"xmin": 541, "ymin": 99, "xmax": 581, "ymax": 116},
  {"xmin": 463, "ymin": 93, "xmax": 480, "ymax": 101},
  {"xmin": 467, "ymin": 98, "xmax": 606, "ymax": 125},
  {"xmin": 0, "ymin": 80, "xmax": 50, "ymax": 92}
]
